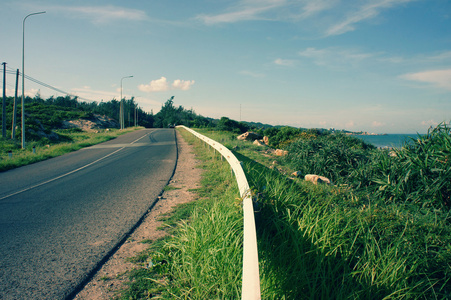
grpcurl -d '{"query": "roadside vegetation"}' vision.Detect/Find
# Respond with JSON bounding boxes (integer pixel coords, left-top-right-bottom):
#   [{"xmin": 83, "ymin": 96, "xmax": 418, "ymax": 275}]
[
  {"xmin": 1, "ymin": 92, "xmax": 450, "ymax": 298},
  {"xmin": 121, "ymin": 124, "xmax": 450, "ymax": 299}
]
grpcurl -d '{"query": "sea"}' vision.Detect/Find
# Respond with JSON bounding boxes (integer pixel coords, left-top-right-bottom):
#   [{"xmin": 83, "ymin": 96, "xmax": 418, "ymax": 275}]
[{"xmin": 353, "ymin": 134, "xmax": 421, "ymax": 149}]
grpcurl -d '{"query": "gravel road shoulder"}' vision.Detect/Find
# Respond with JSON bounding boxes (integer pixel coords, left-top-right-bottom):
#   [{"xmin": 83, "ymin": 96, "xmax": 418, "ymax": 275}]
[{"xmin": 74, "ymin": 129, "xmax": 203, "ymax": 299}]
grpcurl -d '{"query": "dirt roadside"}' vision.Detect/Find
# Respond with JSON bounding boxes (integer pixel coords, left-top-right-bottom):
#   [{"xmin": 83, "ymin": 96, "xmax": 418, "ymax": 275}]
[{"xmin": 74, "ymin": 129, "xmax": 203, "ymax": 299}]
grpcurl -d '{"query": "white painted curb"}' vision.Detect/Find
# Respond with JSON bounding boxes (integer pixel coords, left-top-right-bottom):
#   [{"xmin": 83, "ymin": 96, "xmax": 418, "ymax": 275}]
[{"xmin": 177, "ymin": 126, "xmax": 261, "ymax": 300}]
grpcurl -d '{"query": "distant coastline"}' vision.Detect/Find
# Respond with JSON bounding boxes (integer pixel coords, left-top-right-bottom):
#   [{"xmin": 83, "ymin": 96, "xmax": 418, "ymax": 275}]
[
  {"xmin": 327, "ymin": 128, "xmax": 388, "ymax": 136},
  {"xmin": 348, "ymin": 132, "xmax": 387, "ymax": 136},
  {"xmin": 354, "ymin": 134, "xmax": 419, "ymax": 148}
]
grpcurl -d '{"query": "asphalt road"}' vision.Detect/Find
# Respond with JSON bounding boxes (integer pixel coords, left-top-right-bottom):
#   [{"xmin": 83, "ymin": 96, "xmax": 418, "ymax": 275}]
[{"xmin": 0, "ymin": 128, "xmax": 178, "ymax": 300}]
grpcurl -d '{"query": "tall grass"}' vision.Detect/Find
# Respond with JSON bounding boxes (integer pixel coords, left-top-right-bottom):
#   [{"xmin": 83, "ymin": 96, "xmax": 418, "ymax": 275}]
[
  {"xmin": 244, "ymin": 164, "xmax": 451, "ymax": 299},
  {"xmin": 284, "ymin": 123, "xmax": 451, "ymax": 209},
  {"xmin": 197, "ymin": 126, "xmax": 451, "ymax": 299},
  {"xmin": 283, "ymin": 132, "xmax": 374, "ymax": 185},
  {"xmin": 370, "ymin": 124, "xmax": 451, "ymax": 208},
  {"xmin": 121, "ymin": 126, "xmax": 451, "ymax": 299}
]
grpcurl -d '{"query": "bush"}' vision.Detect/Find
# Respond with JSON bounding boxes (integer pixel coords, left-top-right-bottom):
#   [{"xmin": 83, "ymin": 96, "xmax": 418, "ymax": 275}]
[
  {"xmin": 371, "ymin": 123, "xmax": 451, "ymax": 208},
  {"xmin": 216, "ymin": 117, "xmax": 249, "ymax": 134},
  {"xmin": 284, "ymin": 132, "xmax": 375, "ymax": 184},
  {"xmin": 283, "ymin": 123, "xmax": 451, "ymax": 209}
]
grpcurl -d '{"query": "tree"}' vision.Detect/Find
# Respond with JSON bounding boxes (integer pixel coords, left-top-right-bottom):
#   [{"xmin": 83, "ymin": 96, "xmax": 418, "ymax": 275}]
[
  {"xmin": 154, "ymin": 96, "xmax": 176, "ymax": 128},
  {"xmin": 217, "ymin": 117, "xmax": 249, "ymax": 133}
]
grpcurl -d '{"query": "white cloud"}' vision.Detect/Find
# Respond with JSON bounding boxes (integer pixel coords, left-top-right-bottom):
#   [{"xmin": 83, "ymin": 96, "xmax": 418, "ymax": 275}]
[
  {"xmin": 50, "ymin": 5, "xmax": 147, "ymax": 24},
  {"xmin": 298, "ymin": 47, "xmax": 329, "ymax": 65},
  {"xmin": 196, "ymin": 0, "xmax": 340, "ymax": 25},
  {"xmin": 298, "ymin": 47, "xmax": 375, "ymax": 68},
  {"xmin": 401, "ymin": 69, "xmax": 451, "ymax": 91},
  {"xmin": 427, "ymin": 51, "xmax": 451, "ymax": 62},
  {"xmin": 421, "ymin": 119, "xmax": 439, "ymax": 127},
  {"xmin": 197, "ymin": 0, "xmax": 284, "ymax": 24},
  {"xmin": 274, "ymin": 58, "xmax": 296, "ymax": 66},
  {"xmin": 299, "ymin": 0, "xmax": 338, "ymax": 18},
  {"xmin": 70, "ymin": 86, "xmax": 120, "ymax": 102},
  {"xmin": 139, "ymin": 77, "xmax": 195, "ymax": 93},
  {"xmin": 139, "ymin": 77, "xmax": 169, "ymax": 92},
  {"xmin": 172, "ymin": 79, "xmax": 195, "ymax": 91},
  {"xmin": 196, "ymin": 0, "xmax": 416, "ymax": 37},
  {"xmin": 0, "ymin": 88, "xmax": 13, "ymax": 96},
  {"xmin": 346, "ymin": 120, "xmax": 355, "ymax": 128},
  {"xmin": 372, "ymin": 121, "xmax": 385, "ymax": 127},
  {"xmin": 326, "ymin": 0, "xmax": 417, "ymax": 36}
]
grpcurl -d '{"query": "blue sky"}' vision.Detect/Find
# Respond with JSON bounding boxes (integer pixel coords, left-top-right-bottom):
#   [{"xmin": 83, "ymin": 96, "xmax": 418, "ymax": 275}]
[{"xmin": 1, "ymin": 0, "xmax": 450, "ymax": 133}]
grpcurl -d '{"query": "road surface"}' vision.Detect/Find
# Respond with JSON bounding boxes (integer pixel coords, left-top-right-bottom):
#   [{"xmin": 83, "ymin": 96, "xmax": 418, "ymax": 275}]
[{"xmin": 0, "ymin": 128, "xmax": 177, "ymax": 299}]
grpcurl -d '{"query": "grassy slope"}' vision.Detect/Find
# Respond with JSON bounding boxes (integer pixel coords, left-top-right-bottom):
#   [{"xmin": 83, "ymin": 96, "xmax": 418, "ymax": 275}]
[
  {"xmin": 196, "ymin": 128, "xmax": 451, "ymax": 299},
  {"xmin": 122, "ymin": 127, "xmax": 449, "ymax": 299}
]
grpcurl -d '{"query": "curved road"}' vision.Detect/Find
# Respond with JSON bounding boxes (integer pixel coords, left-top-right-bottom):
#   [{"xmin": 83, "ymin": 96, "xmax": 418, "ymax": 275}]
[{"xmin": 0, "ymin": 128, "xmax": 177, "ymax": 299}]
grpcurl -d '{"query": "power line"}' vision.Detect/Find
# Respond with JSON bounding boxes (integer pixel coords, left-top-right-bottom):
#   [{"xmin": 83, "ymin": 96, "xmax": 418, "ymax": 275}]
[{"xmin": 3, "ymin": 66, "xmax": 96, "ymax": 102}]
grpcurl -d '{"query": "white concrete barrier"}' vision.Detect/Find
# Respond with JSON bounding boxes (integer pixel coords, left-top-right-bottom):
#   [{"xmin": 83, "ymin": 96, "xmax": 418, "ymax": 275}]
[{"xmin": 177, "ymin": 126, "xmax": 261, "ymax": 300}]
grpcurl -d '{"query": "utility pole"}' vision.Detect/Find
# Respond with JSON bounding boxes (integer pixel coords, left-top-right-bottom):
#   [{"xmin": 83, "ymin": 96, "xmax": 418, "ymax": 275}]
[
  {"xmin": 2, "ymin": 62, "xmax": 6, "ymax": 138},
  {"xmin": 134, "ymin": 105, "xmax": 137, "ymax": 127},
  {"xmin": 12, "ymin": 69, "xmax": 19, "ymax": 139}
]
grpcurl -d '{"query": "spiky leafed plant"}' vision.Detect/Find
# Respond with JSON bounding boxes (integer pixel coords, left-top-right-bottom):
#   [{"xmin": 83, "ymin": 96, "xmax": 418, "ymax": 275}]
[
  {"xmin": 372, "ymin": 123, "xmax": 451, "ymax": 208},
  {"xmin": 284, "ymin": 132, "xmax": 375, "ymax": 184}
]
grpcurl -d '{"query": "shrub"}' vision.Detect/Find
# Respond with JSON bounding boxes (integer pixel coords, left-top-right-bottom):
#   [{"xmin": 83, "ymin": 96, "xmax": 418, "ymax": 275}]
[
  {"xmin": 371, "ymin": 123, "xmax": 451, "ymax": 208},
  {"xmin": 284, "ymin": 132, "xmax": 375, "ymax": 184},
  {"xmin": 216, "ymin": 117, "xmax": 249, "ymax": 134}
]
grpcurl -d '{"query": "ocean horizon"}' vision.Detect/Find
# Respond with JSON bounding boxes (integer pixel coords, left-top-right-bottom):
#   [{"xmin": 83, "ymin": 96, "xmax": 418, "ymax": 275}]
[{"xmin": 353, "ymin": 134, "xmax": 421, "ymax": 148}]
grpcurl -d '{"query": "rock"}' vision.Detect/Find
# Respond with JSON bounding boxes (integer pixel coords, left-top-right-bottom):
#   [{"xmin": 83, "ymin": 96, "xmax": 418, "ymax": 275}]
[
  {"xmin": 274, "ymin": 149, "xmax": 288, "ymax": 156},
  {"xmin": 237, "ymin": 132, "xmax": 263, "ymax": 141},
  {"xmin": 304, "ymin": 174, "xmax": 331, "ymax": 185},
  {"xmin": 62, "ymin": 114, "xmax": 120, "ymax": 132},
  {"xmin": 253, "ymin": 140, "xmax": 266, "ymax": 146},
  {"xmin": 263, "ymin": 136, "xmax": 269, "ymax": 145},
  {"xmin": 265, "ymin": 149, "xmax": 276, "ymax": 155},
  {"xmin": 291, "ymin": 171, "xmax": 302, "ymax": 177}
]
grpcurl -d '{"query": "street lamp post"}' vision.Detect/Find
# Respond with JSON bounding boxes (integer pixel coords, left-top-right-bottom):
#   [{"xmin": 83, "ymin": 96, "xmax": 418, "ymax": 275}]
[
  {"xmin": 132, "ymin": 97, "xmax": 138, "ymax": 127},
  {"xmin": 134, "ymin": 102, "xmax": 137, "ymax": 127},
  {"xmin": 22, "ymin": 11, "xmax": 46, "ymax": 148},
  {"xmin": 120, "ymin": 75, "xmax": 133, "ymax": 130}
]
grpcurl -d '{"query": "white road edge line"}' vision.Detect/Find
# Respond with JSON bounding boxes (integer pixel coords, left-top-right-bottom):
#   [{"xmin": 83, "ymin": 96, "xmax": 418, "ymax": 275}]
[
  {"xmin": 0, "ymin": 132, "xmax": 151, "ymax": 201},
  {"xmin": 0, "ymin": 147, "xmax": 125, "ymax": 201}
]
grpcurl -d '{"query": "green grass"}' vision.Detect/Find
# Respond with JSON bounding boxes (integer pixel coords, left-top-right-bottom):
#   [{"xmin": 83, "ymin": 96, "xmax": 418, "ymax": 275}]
[
  {"xmin": 249, "ymin": 168, "xmax": 450, "ymax": 299},
  {"xmin": 119, "ymin": 125, "xmax": 451, "ymax": 299},
  {"xmin": 118, "ymin": 128, "xmax": 244, "ymax": 299},
  {"xmin": 0, "ymin": 127, "xmax": 141, "ymax": 172},
  {"xmin": 194, "ymin": 126, "xmax": 451, "ymax": 299},
  {"xmin": 163, "ymin": 185, "xmax": 182, "ymax": 192},
  {"xmin": 193, "ymin": 128, "xmax": 281, "ymax": 167}
]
